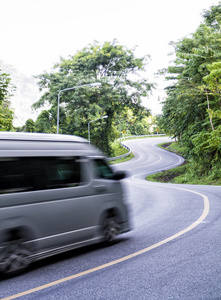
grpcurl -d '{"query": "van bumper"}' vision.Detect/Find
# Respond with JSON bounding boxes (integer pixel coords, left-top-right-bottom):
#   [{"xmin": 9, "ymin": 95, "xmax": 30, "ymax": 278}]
[{"xmin": 119, "ymin": 221, "xmax": 131, "ymax": 234}]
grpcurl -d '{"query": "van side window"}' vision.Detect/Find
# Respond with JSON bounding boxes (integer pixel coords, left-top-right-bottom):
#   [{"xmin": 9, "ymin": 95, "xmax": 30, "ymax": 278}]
[
  {"xmin": 0, "ymin": 157, "xmax": 83, "ymax": 194},
  {"xmin": 94, "ymin": 159, "xmax": 114, "ymax": 179}
]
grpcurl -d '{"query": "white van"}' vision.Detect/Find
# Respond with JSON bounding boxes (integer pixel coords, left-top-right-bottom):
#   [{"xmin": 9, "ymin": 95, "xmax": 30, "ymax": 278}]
[{"xmin": 0, "ymin": 132, "xmax": 130, "ymax": 275}]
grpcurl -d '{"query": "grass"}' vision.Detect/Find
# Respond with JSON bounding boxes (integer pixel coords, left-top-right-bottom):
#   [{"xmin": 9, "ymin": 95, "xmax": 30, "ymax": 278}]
[
  {"xmin": 146, "ymin": 163, "xmax": 187, "ymax": 183},
  {"xmin": 109, "ymin": 152, "xmax": 135, "ymax": 164},
  {"xmin": 109, "ymin": 141, "xmax": 134, "ymax": 164},
  {"xmin": 110, "ymin": 141, "xmax": 129, "ymax": 157}
]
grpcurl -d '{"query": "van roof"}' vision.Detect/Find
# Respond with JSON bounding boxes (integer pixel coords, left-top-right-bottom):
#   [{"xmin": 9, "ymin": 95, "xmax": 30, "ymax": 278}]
[
  {"xmin": 0, "ymin": 132, "xmax": 104, "ymax": 156},
  {"xmin": 0, "ymin": 132, "xmax": 88, "ymax": 143}
]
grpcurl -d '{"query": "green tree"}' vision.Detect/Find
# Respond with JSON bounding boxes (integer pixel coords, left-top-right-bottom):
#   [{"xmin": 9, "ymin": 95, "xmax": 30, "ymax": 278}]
[
  {"xmin": 112, "ymin": 106, "xmax": 151, "ymax": 137},
  {"xmin": 33, "ymin": 40, "xmax": 153, "ymax": 154},
  {"xmin": 35, "ymin": 110, "xmax": 55, "ymax": 133},
  {"xmin": 200, "ymin": 61, "xmax": 221, "ymax": 131},
  {"xmin": 0, "ymin": 68, "xmax": 14, "ymax": 131},
  {"xmin": 25, "ymin": 118, "xmax": 36, "ymax": 132}
]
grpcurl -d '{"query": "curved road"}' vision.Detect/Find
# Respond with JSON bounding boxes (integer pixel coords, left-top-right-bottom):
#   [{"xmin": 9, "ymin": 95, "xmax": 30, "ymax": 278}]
[{"xmin": 1, "ymin": 137, "xmax": 221, "ymax": 300}]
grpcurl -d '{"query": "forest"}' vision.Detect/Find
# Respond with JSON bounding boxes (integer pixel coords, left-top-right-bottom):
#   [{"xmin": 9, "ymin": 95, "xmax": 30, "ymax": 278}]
[{"xmin": 160, "ymin": 2, "xmax": 221, "ymax": 182}]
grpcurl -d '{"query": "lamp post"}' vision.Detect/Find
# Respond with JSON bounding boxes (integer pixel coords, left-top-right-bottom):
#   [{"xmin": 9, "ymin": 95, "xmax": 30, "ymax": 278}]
[
  {"xmin": 57, "ymin": 82, "xmax": 101, "ymax": 134},
  {"xmin": 88, "ymin": 115, "xmax": 108, "ymax": 145}
]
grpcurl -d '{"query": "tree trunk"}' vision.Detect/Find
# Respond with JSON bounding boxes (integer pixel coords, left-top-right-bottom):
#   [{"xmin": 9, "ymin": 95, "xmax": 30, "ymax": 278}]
[{"xmin": 206, "ymin": 92, "xmax": 214, "ymax": 131}]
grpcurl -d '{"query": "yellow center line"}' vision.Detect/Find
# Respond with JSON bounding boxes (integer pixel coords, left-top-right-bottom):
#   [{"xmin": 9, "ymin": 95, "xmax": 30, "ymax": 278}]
[{"xmin": 1, "ymin": 187, "xmax": 209, "ymax": 300}]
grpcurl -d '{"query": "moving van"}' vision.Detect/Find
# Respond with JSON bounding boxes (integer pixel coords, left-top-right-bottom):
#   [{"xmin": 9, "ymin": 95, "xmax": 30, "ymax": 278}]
[{"xmin": 0, "ymin": 132, "xmax": 130, "ymax": 275}]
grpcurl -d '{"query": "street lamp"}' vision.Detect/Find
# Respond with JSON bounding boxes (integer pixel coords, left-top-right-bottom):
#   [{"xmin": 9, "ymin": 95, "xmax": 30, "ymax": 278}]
[
  {"xmin": 88, "ymin": 115, "xmax": 108, "ymax": 145},
  {"xmin": 57, "ymin": 82, "xmax": 101, "ymax": 134}
]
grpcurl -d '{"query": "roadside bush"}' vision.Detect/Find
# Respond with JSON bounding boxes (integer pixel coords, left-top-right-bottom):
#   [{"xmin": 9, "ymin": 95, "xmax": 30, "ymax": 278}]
[{"xmin": 190, "ymin": 126, "xmax": 221, "ymax": 175}]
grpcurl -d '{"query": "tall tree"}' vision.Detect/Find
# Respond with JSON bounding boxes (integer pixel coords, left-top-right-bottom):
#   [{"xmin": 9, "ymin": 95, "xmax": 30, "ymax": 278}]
[
  {"xmin": 35, "ymin": 110, "xmax": 56, "ymax": 133},
  {"xmin": 0, "ymin": 68, "xmax": 14, "ymax": 131},
  {"xmin": 33, "ymin": 40, "xmax": 153, "ymax": 154},
  {"xmin": 24, "ymin": 118, "xmax": 35, "ymax": 132}
]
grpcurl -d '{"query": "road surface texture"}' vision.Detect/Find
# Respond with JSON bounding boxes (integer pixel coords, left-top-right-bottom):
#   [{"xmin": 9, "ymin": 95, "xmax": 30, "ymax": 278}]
[{"xmin": 1, "ymin": 137, "xmax": 221, "ymax": 300}]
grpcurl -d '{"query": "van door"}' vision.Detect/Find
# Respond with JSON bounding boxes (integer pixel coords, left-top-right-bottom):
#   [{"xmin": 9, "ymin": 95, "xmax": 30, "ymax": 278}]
[
  {"xmin": 91, "ymin": 158, "xmax": 123, "ymax": 212},
  {"xmin": 29, "ymin": 156, "xmax": 97, "ymax": 250}
]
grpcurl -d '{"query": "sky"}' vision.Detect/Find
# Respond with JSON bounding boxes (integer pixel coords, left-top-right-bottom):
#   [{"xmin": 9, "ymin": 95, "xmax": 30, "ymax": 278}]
[{"xmin": 0, "ymin": 0, "xmax": 220, "ymax": 116}]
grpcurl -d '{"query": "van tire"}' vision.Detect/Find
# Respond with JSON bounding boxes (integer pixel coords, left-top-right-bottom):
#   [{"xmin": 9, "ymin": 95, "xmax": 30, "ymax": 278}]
[
  {"xmin": 0, "ymin": 239, "xmax": 31, "ymax": 276},
  {"xmin": 103, "ymin": 215, "xmax": 119, "ymax": 244}
]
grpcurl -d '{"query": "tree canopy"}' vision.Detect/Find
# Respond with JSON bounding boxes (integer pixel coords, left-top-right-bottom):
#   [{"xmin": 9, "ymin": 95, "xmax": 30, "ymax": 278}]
[{"xmin": 33, "ymin": 40, "xmax": 154, "ymax": 154}]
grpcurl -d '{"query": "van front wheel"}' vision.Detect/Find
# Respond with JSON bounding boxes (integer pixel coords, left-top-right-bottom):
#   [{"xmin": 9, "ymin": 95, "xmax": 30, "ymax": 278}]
[
  {"xmin": 0, "ymin": 240, "xmax": 31, "ymax": 276},
  {"xmin": 103, "ymin": 215, "xmax": 119, "ymax": 244}
]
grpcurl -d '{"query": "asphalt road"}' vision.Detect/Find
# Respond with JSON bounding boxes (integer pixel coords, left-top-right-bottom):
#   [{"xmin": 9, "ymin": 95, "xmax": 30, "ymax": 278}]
[{"xmin": 1, "ymin": 137, "xmax": 221, "ymax": 300}]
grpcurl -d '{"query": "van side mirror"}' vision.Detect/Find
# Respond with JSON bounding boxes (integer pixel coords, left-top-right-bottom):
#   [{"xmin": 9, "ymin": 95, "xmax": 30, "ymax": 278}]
[{"xmin": 113, "ymin": 170, "xmax": 127, "ymax": 180}]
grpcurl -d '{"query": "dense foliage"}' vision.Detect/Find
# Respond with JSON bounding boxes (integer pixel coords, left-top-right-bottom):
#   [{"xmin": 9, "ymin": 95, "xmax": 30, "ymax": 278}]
[
  {"xmin": 161, "ymin": 2, "xmax": 221, "ymax": 180},
  {"xmin": 0, "ymin": 68, "xmax": 14, "ymax": 131},
  {"xmin": 32, "ymin": 40, "xmax": 154, "ymax": 155}
]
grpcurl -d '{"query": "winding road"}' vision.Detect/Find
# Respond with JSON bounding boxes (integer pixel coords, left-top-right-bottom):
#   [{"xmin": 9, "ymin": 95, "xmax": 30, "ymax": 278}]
[{"xmin": 1, "ymin": 137, "xmax": 221, "ymax": 300}]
